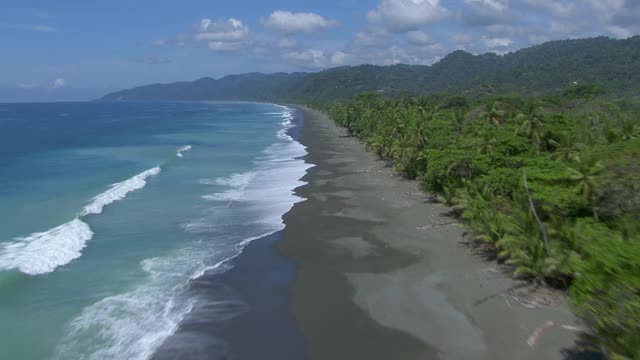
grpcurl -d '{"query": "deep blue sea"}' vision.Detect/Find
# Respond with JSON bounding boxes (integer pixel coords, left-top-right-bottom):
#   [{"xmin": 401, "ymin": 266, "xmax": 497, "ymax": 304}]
[{"xmin": 0, "ymin": 101, "xmax": 311, "ymax": 360}]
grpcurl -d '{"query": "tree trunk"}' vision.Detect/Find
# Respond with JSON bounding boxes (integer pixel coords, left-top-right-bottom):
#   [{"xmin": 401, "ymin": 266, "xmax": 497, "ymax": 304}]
[{"xmin": 524, "ymin": 171, "xmax": 551, "ymax": 256}]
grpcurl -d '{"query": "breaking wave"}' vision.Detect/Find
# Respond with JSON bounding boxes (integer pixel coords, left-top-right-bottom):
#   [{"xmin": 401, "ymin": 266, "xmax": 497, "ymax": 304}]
[
  {"xmin": 176, "ymin": 145, "xmax": 192, "ymax": 158},
  {"xmin": 82, "ymin": 167, "xmax": 161, "ymax": 216},
  {"xmin": 0, "ymin": 167, "xmax": 161, "ymax": 275}
]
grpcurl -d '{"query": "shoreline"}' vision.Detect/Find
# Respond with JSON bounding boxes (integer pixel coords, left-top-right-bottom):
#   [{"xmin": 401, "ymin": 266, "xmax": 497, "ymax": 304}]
[
  {"xmin": 151, "ymin": 104, "xmax": 309, "ymax": 359},
  {"xmin": 278, "ymin": 106, "xmax": 590, "ymax": 359},
  {"xmin": 152, "ymin": 232, "xmax": 307, "ymax": 360}
]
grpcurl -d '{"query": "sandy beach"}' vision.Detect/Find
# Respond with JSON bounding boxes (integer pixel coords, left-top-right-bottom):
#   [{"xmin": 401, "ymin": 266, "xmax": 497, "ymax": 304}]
[{"xmin": 278, "ymin": 106, "xmax": 590, "ymax": 360}]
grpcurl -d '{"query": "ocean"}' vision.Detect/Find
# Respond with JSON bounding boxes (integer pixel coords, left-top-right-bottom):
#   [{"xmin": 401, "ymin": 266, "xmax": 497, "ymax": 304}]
[{"xmin": 0, "ymin": 101, "xmax": 311, "ymax": 359}]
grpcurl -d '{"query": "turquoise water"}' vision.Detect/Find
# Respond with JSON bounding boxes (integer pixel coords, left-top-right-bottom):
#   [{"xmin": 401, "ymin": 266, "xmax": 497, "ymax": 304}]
[{"xmin": 0, "ymin": 102, "xmax": 311, "ymax": 360}]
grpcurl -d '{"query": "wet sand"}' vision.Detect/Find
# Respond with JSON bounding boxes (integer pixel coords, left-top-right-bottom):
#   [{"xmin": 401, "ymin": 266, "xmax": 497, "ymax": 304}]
[
  {"xmin": 153, "ymin": 232, "xmax": 307, "ymax": 360},
  {"xmin": 278, "ymin": 106, "xmax": 587, "ymax": 360}
]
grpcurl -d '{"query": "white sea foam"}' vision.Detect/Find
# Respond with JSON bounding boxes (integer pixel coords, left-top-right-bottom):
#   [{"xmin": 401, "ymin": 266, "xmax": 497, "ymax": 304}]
[
  {"xmin": 54, "ymin": 104, "xmax": 313, "ymax": 360},
  {"xmin": 203, "ymin": 108, "xmax": 303, "ymax": 203},
  {"xmin": 266, "ymin": 107, "xmax": 294, "ymax": 127},
  {"xmin": 0, "ymin": 219, "xmax": 93, "ymax": 275},
  {"xmin": 201, "ymin": 190, "xmax": 245, "ymax": 202},
  {"xmin": 176, "ymin": 145, "xmax": 192, "ymax": 158},
  {"xmin": 82, "ymin": 167, "xmax": 161, "ymax": 215},
  {"xmin": 212, "ymin": 172, "xmax": 257, "ymax": 187},
  {"xmin": 201, "ymin": 172, "xmax": 257, "ymax": 202},
  {"xmin": 281, "ymin": 111, "xmax": 294, "ymax": 127},
  {"xmin": 201, "ymin": 108, "xmax": 311, "ymax": 214},
  {"xmin": 276, "ymin": 128, "xmax": 293, "ymax": 141},
  {"xmin": 54, "ymin": 256, "xmax": 196, "ymax": 360},
  {"xmin": 188, "ymin": 259, "xmax": 228, "ymax": 280},
  {"xmin": 54, "ymin": 232, "xmax": 270, "ymax": 360},
  {"xmin": 0, "ymin": 167, "xmax": 162, "ymax": 276}
]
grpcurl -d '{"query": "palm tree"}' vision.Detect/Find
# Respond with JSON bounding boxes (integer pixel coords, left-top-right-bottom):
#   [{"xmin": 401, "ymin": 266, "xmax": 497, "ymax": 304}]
[
  {"xmin": 391, "ymin": 110, "xmax": 405, "ymax": 139},
  {"xmin": 452, "ymin": 109, "xmax": 466, "ymax": 135},
  {"xmin": 409, "ymin": 115, "xmax": 429, "ymax": 149},
  {"xmin": 546, "ymin": 218, "xmax": 588, "ymax": 280},
  {"xmin": 515, "ymin": 103, "xmax": 545, "ymax": 153},
  {"xmin": 411, "ymin": 97, "xmax": 430, "ymax": 115},
  {"xmin": 567, "ymin": 151, "xmax": 605, "ymax": 221},
  {"xmin": 391, "ymin": 133, "xmax": 411, "ymax": 163},
  {"xmin": 480, "ymin": 101, "xmax": 505, "ymax": 126},
  {"xmin": 496, "ymin": 194, "xmax": 556, "ymax": 284},
  {"xmin": 548, "ymin": 133, "xmax": 581, "ymax": 162},
  {"xmin": 476, "ymin": 127, "xmax": 497, "ymax": 155},
  {"xmin": 506, "ymin": 238, "xmax": 551, "ymax": 284},
  {"xmin": 460, "ymin": 181, "xmax": 495, "ymax": 238}
]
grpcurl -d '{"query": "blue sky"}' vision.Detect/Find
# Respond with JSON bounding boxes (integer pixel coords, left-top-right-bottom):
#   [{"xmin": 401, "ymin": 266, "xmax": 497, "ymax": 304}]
[{"xmin": 1, "ymin": 0, "xmax": 639, "ymax": 101}]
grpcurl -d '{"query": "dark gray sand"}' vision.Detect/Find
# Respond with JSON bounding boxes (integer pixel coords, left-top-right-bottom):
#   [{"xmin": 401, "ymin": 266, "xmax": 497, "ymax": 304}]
[
  {"xmin": 278, "ymin": 107, "xmax": 592, "ymax": 360},
  {"xmin": 153, "ymin": 232, "xmax": 306, "ymax": 360}
]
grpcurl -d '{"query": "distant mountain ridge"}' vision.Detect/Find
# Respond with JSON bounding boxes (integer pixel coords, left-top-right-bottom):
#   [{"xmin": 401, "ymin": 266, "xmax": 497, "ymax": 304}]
[{"xmin": 100, "ymin": 36, "xmax": 640, "ymax": 102}]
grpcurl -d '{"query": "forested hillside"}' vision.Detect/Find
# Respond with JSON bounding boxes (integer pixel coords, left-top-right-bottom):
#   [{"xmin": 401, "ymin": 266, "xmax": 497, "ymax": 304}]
[{"xmin": 101, "ymin": 36, "xmax": 640, "ymax": 102}]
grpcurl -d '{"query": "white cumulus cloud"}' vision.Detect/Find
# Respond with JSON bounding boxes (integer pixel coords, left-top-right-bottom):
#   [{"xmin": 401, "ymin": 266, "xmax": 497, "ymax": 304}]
[
  {"xmin": 145, "ymin": 0, "xmax": 639, "ymax": 73},
  {"xmin": 368, "ymin": 0, "xmax": 449, "ymax": 33},
  {"xmin": 195, "ymin": 18, "xmax": 249, "ymax": 42},
  {"xmin": 482, "ymin": 36, "xmax": 513, "ymax": 53},
  {"xmin": 331, "ymin": 51, "xmax": 347, "ymax": 66},
  {"xmin": 281, "ymin": 49, "xmax": 348, "ymax": 69},
  {"xmin": 283, "ymin": 49, "xmax": 327, "ymax": 68},
  {"xmin": 155, "ymin": 18, "xmax": 251, "ymax": 52},
  {"xmin": 262, "ymin": 10, "xmax": 336, "ymax": 34}
]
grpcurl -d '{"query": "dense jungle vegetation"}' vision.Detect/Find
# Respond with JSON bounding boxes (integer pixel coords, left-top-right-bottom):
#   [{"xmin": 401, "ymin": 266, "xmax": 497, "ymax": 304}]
[{"xmin": 315, "ymin": 86, "xmax": 640, "ymax": 358}]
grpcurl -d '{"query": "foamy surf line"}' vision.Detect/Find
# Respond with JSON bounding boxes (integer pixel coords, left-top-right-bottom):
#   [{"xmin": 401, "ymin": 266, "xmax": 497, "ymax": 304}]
[
  {"xmin": 201, "ymin": 107, "xmax": 302, "ymax": 204},
  {"xmin": 53, "ymin": 231, "xmax": 276, "ymax": 360},
  {"xmin": 0, "ymin": 166, "xmax": 161, "ymax": 275},
  {"xmin": 55, "ymin": 105, "xmax": 314, "ymax": 360},
  {"xmin": 176, "ymin": 145, "xmax": 192, "ymax": 158}
]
